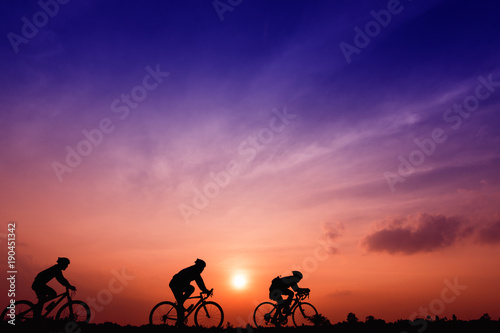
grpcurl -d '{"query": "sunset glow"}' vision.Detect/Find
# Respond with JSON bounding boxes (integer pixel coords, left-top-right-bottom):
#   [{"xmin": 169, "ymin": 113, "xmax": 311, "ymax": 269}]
[
  {"xmin": 231, "ymin": 274, "xmax": 248, "ymax": 290},
  {"xmin": 1, "ymin": 0, "xmax": 500, "ymax": 328}
]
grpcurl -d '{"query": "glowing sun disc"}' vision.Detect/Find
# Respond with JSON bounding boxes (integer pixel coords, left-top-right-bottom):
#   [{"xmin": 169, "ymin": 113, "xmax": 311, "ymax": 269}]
[{"xmin": 232, "ymin": 274, "xmax": 247, "ymax": 289}]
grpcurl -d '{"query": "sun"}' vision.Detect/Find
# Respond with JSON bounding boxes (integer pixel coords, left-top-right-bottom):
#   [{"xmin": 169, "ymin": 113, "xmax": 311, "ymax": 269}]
[{"xmin": 231, "ymin": 273, "xmax": 248, "ymax": 290}]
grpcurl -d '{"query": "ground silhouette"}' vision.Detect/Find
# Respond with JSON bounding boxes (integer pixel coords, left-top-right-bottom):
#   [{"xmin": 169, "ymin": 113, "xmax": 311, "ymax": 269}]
[{"xmin": 2, "ymin": 316, "xmax": 500, "ymax": 333}]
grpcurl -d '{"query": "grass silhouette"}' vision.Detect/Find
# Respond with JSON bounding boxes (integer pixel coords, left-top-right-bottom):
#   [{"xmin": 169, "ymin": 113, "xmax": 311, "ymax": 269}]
[{"xmin": 2, "ymin": 315, "xmax": 499, "ymax": 333}]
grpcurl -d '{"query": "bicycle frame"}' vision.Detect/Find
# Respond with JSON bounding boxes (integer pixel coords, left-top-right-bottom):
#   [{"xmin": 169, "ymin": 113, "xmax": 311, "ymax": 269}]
[
  {"xmin": 2, "ymin": 287, "xmax": 90, "ymax": 324},
  {"xmin": 181, "ymin": 290, "xmax": 213, "ymax": 318},
  {"xmin": 289, "ymin": 293, "xmax": 308, "ymax": 313},
  {"xmin": 274, "ymin": 292, "xmax": 309, "ymax": 320},
  {"xmin": 38, "ymin": 288, "xmax": 73, "ymax": 318},
  {"xmin": 254, "ymin": 291, "xmax": 316, "ymax": 328},
  {"xmin": 150, "ymin": 288, "xmax": 222, "ymax": 327}
]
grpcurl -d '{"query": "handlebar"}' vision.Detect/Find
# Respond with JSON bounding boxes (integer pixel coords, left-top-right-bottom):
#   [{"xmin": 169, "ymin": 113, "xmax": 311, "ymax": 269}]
[
  {"xmin": 65, "ymin": 287, "xmax": 77, "ymax": 297},
  {"xmin": 202, "ymin": 288, "xmax": 214, "ymax": 298},
  {"xmin": 296, "ymin": 291, "xmax": 310, "ymax": 300}
]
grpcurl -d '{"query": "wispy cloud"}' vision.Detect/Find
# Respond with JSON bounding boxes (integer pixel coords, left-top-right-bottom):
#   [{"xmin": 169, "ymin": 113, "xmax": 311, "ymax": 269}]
[
  {"xmin": 318, "ymin": 222, "xmax": 345, "ymax": 254},
  {"xmin": 327, "ymin": 289, "xmax": 352, "ymax": 297}
]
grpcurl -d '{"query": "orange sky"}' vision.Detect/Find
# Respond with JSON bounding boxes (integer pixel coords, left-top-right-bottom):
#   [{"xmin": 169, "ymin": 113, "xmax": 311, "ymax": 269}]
[
  {"xmin": 1, "ymin": 185, "xmax": 499, "ymax": 325},
  {"xmin": 1, "ymin": 156, "xmax": 500, "ymax": 325}
]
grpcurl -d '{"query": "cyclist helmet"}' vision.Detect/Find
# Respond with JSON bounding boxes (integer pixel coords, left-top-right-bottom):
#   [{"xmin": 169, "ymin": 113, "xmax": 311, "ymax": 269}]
[
  {"xmin": 57, "ymin": 257, "xmax": 70, "ymax": 265},
  {"xmin": 292, "ymin": 271, "xmax": 303, "ymax": 280},
  {"xmin": 195, "ymin": 259, "xmax": 206, "ymax": 268}
]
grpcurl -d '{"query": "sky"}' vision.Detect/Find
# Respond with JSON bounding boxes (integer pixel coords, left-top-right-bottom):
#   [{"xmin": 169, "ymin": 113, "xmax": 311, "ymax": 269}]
[{"xmin": 1, "ymin": 0, "xmax": 500, "ymax": 326}]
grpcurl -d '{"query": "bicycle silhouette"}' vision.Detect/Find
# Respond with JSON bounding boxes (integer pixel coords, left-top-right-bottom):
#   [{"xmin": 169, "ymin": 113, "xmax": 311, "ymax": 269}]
[
  {"xmin": 149, "ymin": 288, "xmax": 223, "ymax": 328},
  {"xmin": 1, "ymin": 287, "xmax": 91, "ymax": 324},
  {"xmin": 253, "ymin": 291, "xmax": 318, "ymax": 327}
]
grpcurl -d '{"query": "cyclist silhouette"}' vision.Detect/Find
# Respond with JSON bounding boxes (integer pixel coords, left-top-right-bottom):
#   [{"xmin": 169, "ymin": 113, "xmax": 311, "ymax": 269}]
[
  {"xmin": 31, "ymin": 257, "xmax": 76, "ymax": 319},
  {"xmin": 269, "ymin": 271, "xmax": 309, "ymax": 322},
  {"xmin": 169, "ymin": 259, "xmax": 210, "ymax": 325}
]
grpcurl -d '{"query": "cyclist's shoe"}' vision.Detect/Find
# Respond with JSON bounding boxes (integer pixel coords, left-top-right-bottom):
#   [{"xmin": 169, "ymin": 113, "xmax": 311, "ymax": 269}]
[
  {"xmin": 175, "ymin": 315, "xmax": 188, "ymax": 327},
  {"xmin": 270, "ymin": 317, "xmax": 280, "ymax": 326}
]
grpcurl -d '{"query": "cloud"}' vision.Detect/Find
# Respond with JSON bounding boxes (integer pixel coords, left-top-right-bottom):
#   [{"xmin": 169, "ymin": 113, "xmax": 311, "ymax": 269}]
[
  {"xmin": 327, "ymin": 289, "xmax": 352, "ymax": 297},
  {"xmin": 476, "ymin": 221, "xmax": 500, "ymax": 244},
  {"xmin": 362, "ymin": 214, "xmax": 472, "ymax": 254},
  {"xmin": 322, "ymin": 222, "xmax": 345, "ymax": 241},
  {"xmin": 318, "ymin": 222, "xmax": 344, "ymax": 254}
]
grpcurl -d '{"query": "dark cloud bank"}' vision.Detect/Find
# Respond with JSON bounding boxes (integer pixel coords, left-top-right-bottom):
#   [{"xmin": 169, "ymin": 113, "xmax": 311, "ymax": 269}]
[{"xmin": 362, "ymin": 214, "xmax": 500, "ymax": 254}]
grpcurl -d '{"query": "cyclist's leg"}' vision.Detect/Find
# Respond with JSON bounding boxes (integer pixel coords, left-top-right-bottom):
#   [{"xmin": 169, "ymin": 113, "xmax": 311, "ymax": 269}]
[
  {"xmin": 169, "ymin": 280, "xmax": 194, "ymax": 325},
  {"xmin": 169, "ymin": 280, "xmax": 185, "ymax": 324},
  {"xmin": 282, "ymin": 289, "xmax": 294, "ymax": 315},
  {"xmin": 182, "ymin": 284, "xmax": 195, "ymax": 302},
  {"xmin": 32, "ymin": 283, "xmax": 56, "ymax": 319},
  {"xmin": 170, "ymin": 285, "xmax": 183, "ymax": 308},
  {"xmin": 177, "ymin": 284, "xmax": 194, "ymax": 325},
  {"xmin": 269, "ymin": 288, "xmax": 284, "ymax": 324}
]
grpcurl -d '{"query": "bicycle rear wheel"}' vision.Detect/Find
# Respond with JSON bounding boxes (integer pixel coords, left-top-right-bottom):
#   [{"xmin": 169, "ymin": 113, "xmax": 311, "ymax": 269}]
[
  {"xmin": 149, "ymin": 301, "xmax": 178, "ymax": 325},
  {"xmin": 194, "ymin": 301, "xmax": 223, "ymax": 328},
  {"xmin": 292, "ymin": 301, "xmax": 317, "ymax": 327},
  {"xmin": 56, "ymin": 300, "xmax": 91, "ymax": 323},
  {"xmin": 253, "ymin": 302, "xmax": 277, "ymax": 327},
  {"xmin": 1, "ymin": 300, "xmax": 34, "ymax": 323}
]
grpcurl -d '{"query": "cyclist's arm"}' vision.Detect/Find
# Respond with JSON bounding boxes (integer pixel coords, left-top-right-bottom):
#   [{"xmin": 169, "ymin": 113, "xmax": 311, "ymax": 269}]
[
  {"xmin": 297, "ymin": 287, "xmax": 310, "ymax": 294},
  {"xmin": 55, "ymin": 271, "xmax": 75, "ymax": 289},
  {"xmin": 195, "ymin": 275, "xmax": 209, "ymax": 293}
]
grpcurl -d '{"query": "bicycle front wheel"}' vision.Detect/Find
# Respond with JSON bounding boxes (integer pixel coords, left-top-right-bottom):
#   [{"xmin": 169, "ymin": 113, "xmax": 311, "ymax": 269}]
[
  {"xmin": 194, "ymin": 301, "xmax": 223, "ymax": 328},
  {"xmin": 56, "ymin": 300, "xmax": 91, "ymax": 323},
  {"xmin": 1, "ymin": 300, "xmax": 34, "ymax": 323},
  {"xmin": 253, "ymin": 302, "xmax": 277, "ymax": 327},
  {"xmin": 149, "ymin": 301, "xmax": 177, "ymax": 325},
  {"xmin": 292, "ymin": 301, "xmax": 318, "ymax": 327}
]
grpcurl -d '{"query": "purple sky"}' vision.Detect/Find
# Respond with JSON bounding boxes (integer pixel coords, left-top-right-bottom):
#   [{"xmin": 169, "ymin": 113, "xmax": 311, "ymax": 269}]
[{"xmin": 1, "ymin": 0, "xmax": 500, "ymax": 325}]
